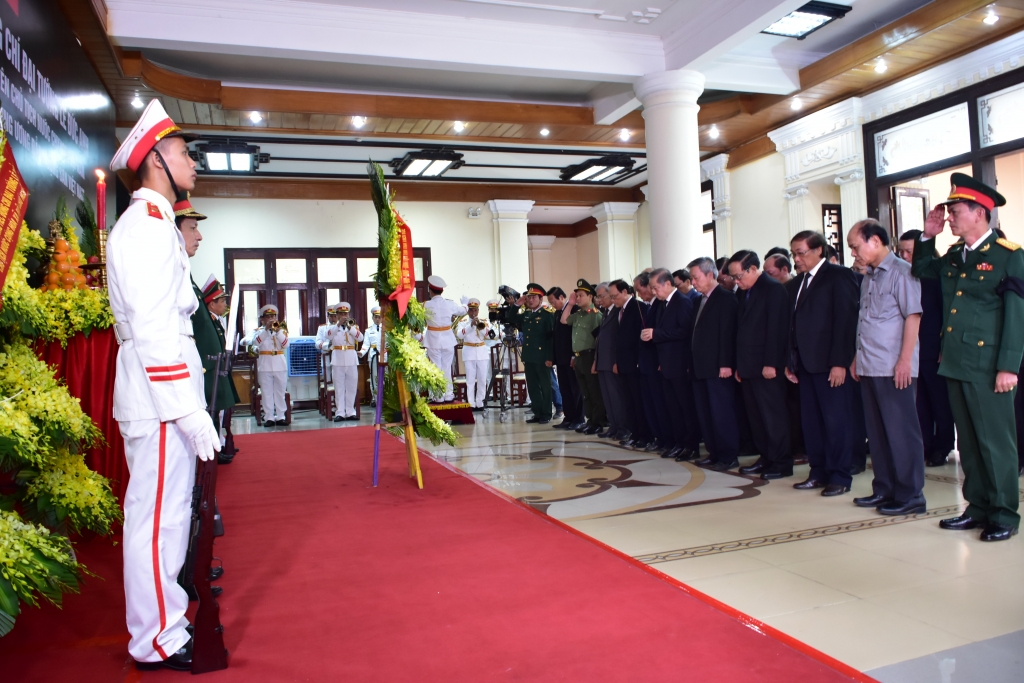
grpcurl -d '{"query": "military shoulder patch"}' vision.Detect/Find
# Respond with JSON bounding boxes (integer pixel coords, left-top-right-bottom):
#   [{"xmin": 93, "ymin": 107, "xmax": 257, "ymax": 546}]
[
  {"xmin": 996, "ymin": 237, "xmax": 1021, "ymax": 251},
  {"xmin": 146, "ymin": 202, "xmax": 163, "ymax": 219}
]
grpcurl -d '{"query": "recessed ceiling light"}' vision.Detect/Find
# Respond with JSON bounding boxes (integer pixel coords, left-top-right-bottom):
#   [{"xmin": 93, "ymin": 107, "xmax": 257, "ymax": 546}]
[
  {"xmin": 791, "ymin": 98, "xmax": 803, "ymax": 111},
  {"xmin": 453, "ymin": 121, "xmax": 466, "ymax": 132},
  {"xmin": 762, "ymin": 1, "xmax": 851, "ymax": 40},
  {"xmin": 206, "ymin": 152, "xmax": 229, "ymax": 171},
  {"xmin": 249, "ymin": 111, "xmax": 263, "ymax": 123},
  {"xmin": 351, "ymin": 116, "xmax": 367, "ymax": 128},
  {"xmin": 403, "ymin": 158, "xmax": 431, "ymax": 176},
  {"xmin": 131, "ymin": 94, "xmax": 143, "ymax": 109},
  {"xmin": 229, "ymin": 153, "xmax": 252, "ymax": 172},
  {"xmin": 540, "ymin": 128, "xmax": 550, "ymax": 136},
  {"xmin": 572, "ymin": 166, "xmax": 606, "ymax": 181},
  {"xmin": 874, "ymin": 59, "xmax": 888, "ymax": 74},
  {"xmin": 619, "ymin": 128, "xmax": 631, "ymax": 141},
  {"xmin": 709, "ymin": 125, "xmax": 720, "ymax": 140},
  {"xmin": 591, "ymin": 166, "xmax": 624, "ymax": 182},
  {"xmin": 984, "ymin": 11, "xmax": 999, "ymax": 24}
]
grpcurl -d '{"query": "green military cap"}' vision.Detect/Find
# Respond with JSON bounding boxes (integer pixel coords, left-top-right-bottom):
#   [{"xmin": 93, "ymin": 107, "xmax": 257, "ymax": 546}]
[
  {"xmin": 575, "ymin": 278, "xmax": 595, "ymax": 295},
  {"xmin": 525, "ymin": 282, "xmax": 546, "ymax": 296},
  {"xmin": 941, "ymin": 172, "xmax": 1006, "ymax": 210}
]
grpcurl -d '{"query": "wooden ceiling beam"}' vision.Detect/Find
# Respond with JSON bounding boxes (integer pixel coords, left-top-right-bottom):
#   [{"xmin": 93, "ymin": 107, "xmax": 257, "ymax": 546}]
[
  {"xmin": 799, "ymin": 0, "xmax": 996, "ymax": 90},
  {"xmin": 191, "ymin": 177, "xmax": 635, "ymax": 204}
]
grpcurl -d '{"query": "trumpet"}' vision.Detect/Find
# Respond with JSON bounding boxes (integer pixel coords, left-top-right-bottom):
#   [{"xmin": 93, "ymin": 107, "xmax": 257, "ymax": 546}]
[
  {"xmin": 475, "ymin": 320, "xmax": 487, "ymax": 331},
  {"xmin": 270, "ymin": 320, "xmax": 288, "ymax": 333},
  {"xmin": 346, "ymin": 319, "xmax": 357, "ymax": 328}
]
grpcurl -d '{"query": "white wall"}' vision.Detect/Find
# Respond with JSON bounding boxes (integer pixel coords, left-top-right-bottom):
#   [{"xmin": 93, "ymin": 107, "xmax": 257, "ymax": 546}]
[
  {"xmin": 188, "ymin": 197, "xmax": 502, "ymax": 303},
  {"xmin": 729, "ymin": 153, "xmax": 792, "ymax": 258},
  {"xmin": 576, "ymin": 231, "xmax": 601, "ymax": 284},
  {"xmin": 636, "ymin": 201, "xmax": 653, "ymax": 270},
  {"xmin": 549, "ymin": 237, "xmax": 580, "ymax": 293}
]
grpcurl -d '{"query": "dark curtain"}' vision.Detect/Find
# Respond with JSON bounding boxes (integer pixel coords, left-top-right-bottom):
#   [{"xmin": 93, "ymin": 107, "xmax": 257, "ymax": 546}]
[{"xmin": 36, "ymin": 327, "xmax": 127, "ymax": 503}]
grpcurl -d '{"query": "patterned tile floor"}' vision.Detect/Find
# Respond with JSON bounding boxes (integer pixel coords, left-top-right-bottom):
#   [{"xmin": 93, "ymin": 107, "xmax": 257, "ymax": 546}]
[{"xmin": 235, "ymin": 406, "xmax": 1024, "ymax": 680}]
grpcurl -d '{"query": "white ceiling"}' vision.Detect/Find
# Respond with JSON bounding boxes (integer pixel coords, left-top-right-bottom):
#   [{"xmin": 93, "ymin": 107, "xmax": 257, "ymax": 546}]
[{"xmin": 528, "ymin": 205, "xmax": 595, "ymax": 224}]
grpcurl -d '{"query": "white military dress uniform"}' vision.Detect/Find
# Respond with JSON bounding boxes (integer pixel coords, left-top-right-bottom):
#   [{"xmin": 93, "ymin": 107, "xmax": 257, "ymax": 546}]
[
  {"xmin": 107, "ymin": 99, "xmax": 219, "ymax": 665},
  {"xmin": 360, "ymin": 305, "xmax": 383, "ymax": 404},
  {"xmin": 456, "ymin": 300, "xmax": 491, "ymax": 408},
  {"xmin": 423, "ymin": 275, "xmax": 468, "ymax": 401},
  {"xmin": 253, "ymin": 305, "xmax": 289, "ymax": 422},
  {"xmin": 315, "ymin": 304, "xmax": 336, "ymax": 382},
  {"xmin": 328, "ymin": 303, "xmax": 363, "ymax": 418}
]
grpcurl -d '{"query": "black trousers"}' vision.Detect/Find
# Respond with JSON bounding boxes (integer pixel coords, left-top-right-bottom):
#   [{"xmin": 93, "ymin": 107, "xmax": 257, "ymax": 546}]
[
  {"xmin": 919, "ymin": 358, "xmax": 955, "ymax": 461},
  {"xmin": 693, "ymin": 377, "xmax": 740, "ymax": 464},
  {"xmin": 798, "ymin": 365, "xmax": 853, "ymax": 487},
  {"xmin": 663, "ymin": 375, "xmax": 700, "ymax": 451},
  {"xmin": 574, "ymin": 350, "xmax": 607, "ymax": 427},
  {"xmin": 862, "ymin": 376, "xmax": 925, "ymax": 504},
  {"xmin": 786, "ymin": 381, "xmax": 805, "ymax": 458},
  {"xmin": 850, "ymin": 378, "xmax": 869, "ymax": 472},
  {"xmin": 640, "ymin": 371, "xmax": 672, "ymax": 446},
  {"xmin": 618, "ymin": 372, "xmax": 650, "ymax": 440},
  {"xmin": 740, "ymin": 374, "xmax": 791, "ymax": 471},
  {"xmin": 554, "ymin": 360, "xmax": 583, "ymax": 423}
]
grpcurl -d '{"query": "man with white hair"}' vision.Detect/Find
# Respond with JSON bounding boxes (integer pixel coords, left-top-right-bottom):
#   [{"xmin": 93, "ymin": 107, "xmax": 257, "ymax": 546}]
[{"xmin": 423, "ymin": 275, "xmax": 469, "ymax": 402}]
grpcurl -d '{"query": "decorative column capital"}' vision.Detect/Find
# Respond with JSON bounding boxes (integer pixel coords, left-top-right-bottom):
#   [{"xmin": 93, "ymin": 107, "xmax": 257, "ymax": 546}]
[
  {"xmin": 487, "ymin": 199, "xmax": 535, "ymax": 220},
  {"xmin": 634, "ymin": 69, "xmax": 705, "ymax": 110},
  {"xmin": 700, "ymin": 154, "xmax": 730, "ymax": 181},
  {"xmin": 527, "ymin": 234, "xmax": 557, "ymax": 250},
  {"xmin": 591, "ymin": 202, "xmax": 641, "ymax": 223},
  {"xmin": 834, "ymin": 169, "xmax": 865, "ymax": 186},
  {"xmin": 640, "ymin": 185, "xmax": 649, "ymax": 199},
  {"xmin": 783, "ymin": 185, "xmax": 810, "ymax": 201}
]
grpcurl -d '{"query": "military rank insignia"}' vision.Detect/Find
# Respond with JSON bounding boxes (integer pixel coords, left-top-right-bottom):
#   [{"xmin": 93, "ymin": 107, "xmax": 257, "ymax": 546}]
[
  {"xmin": 977, "ymin": 263, "xmax": 994, "ymax": 271},
  {"xmin": 147, "ymin": 202, "xmax": 163, "ymax": 219}
]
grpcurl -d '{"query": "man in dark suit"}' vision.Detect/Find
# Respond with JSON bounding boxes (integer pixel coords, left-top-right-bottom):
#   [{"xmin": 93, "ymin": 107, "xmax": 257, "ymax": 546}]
[
  {"xmin": 786, "ymin": 230, "xmax": 860, "ymax": 496},
  {"xmin": 764, "ymin": 254, "xmax": 794, "ymax": 285},
  {"xmin": 728, "ymin": 251, "xmax": 792, "ymax": 479},
  {"xmin": 611, "ymin": 279, "xmax": 651, "ymax": 449},
  {"xmin": 635, "ymin": 271, "xmax": 673, "ymax": 453},
  {"xmin": 546, "ymin": 287, "xmax": 584, "ymax": 430},
  {"xmin": 673, "ymin": 269, "xmax": 703, "ymax": 304},
  {"xmin": 640, "ymin": 268, "xmax": 699, "ymax": 460},
  {"xmin": 685, "ymin": 257, "xmax": 740, "ymax": 471},
  {"xmin": 595, "ymin": 283, "xmax": 628, "ymax": 440},
  {"xmin": 897, "ymin": 230, "xmax": 955, "ymax": 467}
]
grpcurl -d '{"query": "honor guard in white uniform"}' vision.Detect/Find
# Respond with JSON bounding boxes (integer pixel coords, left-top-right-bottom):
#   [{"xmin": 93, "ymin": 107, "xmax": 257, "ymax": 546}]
[
  {"xmin": 457, "ymin": 299, "xmax": 492, "ymax": 410},
  {"xmin": 423, "ymin": 275, "xmax": 468, "ymax": 402},
  {"xmin": 328, "ymin": 302, "xmax": 363, "ymax": 420},
  {"xmin": 316, "ymin": 304, "xmax": 338, "ymax": 382},
  {"xmin": 108, "ymin": 99, "xmax": 220, "ymax": 670},
  {"xmin": 253, "ymin": 304, "xmax": 289, "ymax": 426},
  {"xmin": 360, "ymin": 305, "xmax": 383, "ymax": 405}
]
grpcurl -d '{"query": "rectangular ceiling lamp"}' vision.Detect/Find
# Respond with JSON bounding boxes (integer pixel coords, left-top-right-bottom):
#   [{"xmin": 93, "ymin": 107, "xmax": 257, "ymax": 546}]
[
  {"xmin": 591, "ymin": 166, "xmax": 624, "ymax": 182},
  {"xmin": 402, "ymin": 158, "xmax": 432, "ymax": 176},
  {"xmin": 762, "ymin": 1, "xmax": 850, "ymax": 40},
  {"xmin": 206, "ymin": 152, "xmax": 229, "ymax": 171},
  {"xmin": 421, "ymin": 159, "xmax": 453, "ymax": 177},
  {"xmin": 572, "ymin": 166, "xmax": 606, "ymax": 181},
  {"xmin": 229, "ymin": 153, "xmax": 252, "ymax": 172}
]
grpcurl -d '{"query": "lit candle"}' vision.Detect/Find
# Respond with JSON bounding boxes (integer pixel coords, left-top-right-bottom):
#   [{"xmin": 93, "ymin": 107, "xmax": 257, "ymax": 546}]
[{"xmin": 95, "ymin": 169, "xmax": 106, "ymax": 231}]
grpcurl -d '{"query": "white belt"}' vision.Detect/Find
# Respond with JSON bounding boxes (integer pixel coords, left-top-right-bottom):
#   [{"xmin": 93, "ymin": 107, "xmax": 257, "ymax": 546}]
[{"xmin": 114, "ymin": 319, "xmax": 194, "ymax": 344}]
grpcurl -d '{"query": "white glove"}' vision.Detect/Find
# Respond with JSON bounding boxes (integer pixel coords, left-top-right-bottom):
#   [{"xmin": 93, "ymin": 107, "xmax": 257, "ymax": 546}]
[
  {"xmin": 175, "ymin": 410, "xmax": 222, "ymax": 462},
  {"xmin": 460, "ymin": 295, "xmax": 469, "ymax": 305}
]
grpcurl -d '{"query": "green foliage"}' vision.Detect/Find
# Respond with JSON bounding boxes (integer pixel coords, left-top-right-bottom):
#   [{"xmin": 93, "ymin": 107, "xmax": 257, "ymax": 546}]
[{"xmin": 74, "ymin": 197, "xmax": 99, "ymax": 260}]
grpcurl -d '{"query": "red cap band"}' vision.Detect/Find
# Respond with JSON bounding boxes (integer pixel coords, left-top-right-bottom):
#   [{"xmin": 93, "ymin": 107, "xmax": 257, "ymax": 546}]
[
  {"xmin": 127, "ymin": 119, "xmax": 181, "ymax": 172},
  {"xmin": 947, "ymin": 186, "xmax": 995, "ymax": 211}
]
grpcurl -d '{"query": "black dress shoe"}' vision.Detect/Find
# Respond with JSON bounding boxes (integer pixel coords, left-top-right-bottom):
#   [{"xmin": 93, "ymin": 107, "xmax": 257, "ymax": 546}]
[
  {"xmin": 939, "ymin": 514, "xmax": 983, "ymax": 531},
  {"xmin": 616, "ymin": 431, "xmax": 632, "ymax": 442},
  {"xmin": 644, "ymin": 441, "xmax": 662, "ymax": 452},
  {"xmin": 879, "ymin": 500, "xmax": 927, "ymax": 516},
  {"xmin": 574, "ymin": 423, "xmax": 588, "ymax": 433},
  {"xmin": 619, "ymin": 437, "xmax": 635, "ymax": 446},
  {"xmin": 209, "ymin": 566, "xmax": 224, "ymax": 581},
  {"xmin": 854, "ymin": 493, "xmax": 892, "ymax": 508},
  {"xmin": 694, "ymin": 456, "xmax": 715, "ymax": 467},
  {"xmin": 980, "ymin": 524, "xmax": 1019, "ymax": 542},
  {"xmin": 525, "ymin": 416, "xmax": 547, "ymax": 424},
  {"xmin": 333, "ymin": 415, "xmax": 343, "ymax": 422},
  {"xmin": 217, "ymin": 454, "xmax": 234, "ymax": 465},
  {"xmin": 583, "ymin": 424, "xmax": 602, "ymax": 435},
  {"xmin": 821, "ymin": 484, "xmax": 851, "ymax": 497},
  {"xmin": 708, "ymin": 460, "xmax": 739, "ymax": 472},
  {"xmin": 926, "ymin": 454, "xmax": 948, "ymax": 467},
  {"xmin": 662, "ymin": 446, "xmax": 682, "ymax": 459},
  {"xmin": 739, "ymin": 462, "xmax": 765, "ymax": 475},
  {"xmin": 675, "ymin": 449, "xmax": 697, "ymax": 462},
  {"xmin": 596, "ymin": 428, "xmax": 614, "ymax": 438},
  {"xmin": 552, "ymin": 421, "xmax": 571, "ymax": 429},
  {"xmin": 135, "ymin": 637, "xmax": 193, "ymax": 671},
  {"xmin": 264, "ymin": 420, "xmax": 275, "ymax": 428},
  {"xmin": 630, "ymin": 440, "xmax": 650, "ymax": 450},
  {"xmin": 849, "ymin": 465, "xmax": 866, "ymax": 476},
  {"xmin": 793, "ymin": 478, "xmax": 825, "ymax": 490},
  {"xmin": 760, "ymin": 468, "xmax": 793, "ymax": 480}
]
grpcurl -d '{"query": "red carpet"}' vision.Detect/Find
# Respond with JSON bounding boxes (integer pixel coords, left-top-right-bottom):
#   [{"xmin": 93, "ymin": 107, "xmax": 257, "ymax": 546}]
[{"xmin": 1, "ymin": 427, "xmax": 875, "ymax": 682}]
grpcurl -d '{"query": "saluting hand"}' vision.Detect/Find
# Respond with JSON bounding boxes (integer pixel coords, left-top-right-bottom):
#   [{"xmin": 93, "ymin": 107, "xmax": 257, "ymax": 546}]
[
  {"xmin": 923, "ymin": 205, "xmax": 947, "ymax": 239},
  {"xmin": 995, "ymin": 370, "xmax": 1018, "ymax": 393}
]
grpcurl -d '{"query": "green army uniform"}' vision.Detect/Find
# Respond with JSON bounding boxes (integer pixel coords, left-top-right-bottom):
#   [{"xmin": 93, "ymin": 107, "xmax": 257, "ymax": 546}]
[
  {"xmin": 506, "ymin": 283, "xmax": 555, "ymax": 422},
  {"xmin": 912, "ymin": 175, "xmax": 1024, "ymax": 533},
  {"xmin": 191, "ymin": 280, "xmax": 240, "ymax": 419},
  {"xmin": 564, "ymin": 281, "xmax": 607, "ymax": 429}
]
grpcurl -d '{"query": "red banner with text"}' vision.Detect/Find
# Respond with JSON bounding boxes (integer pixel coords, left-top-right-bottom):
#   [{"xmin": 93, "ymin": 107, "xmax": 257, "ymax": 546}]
[{"xmin": 0, "ymin": 139, "xmax": 29, "ymax": 298}]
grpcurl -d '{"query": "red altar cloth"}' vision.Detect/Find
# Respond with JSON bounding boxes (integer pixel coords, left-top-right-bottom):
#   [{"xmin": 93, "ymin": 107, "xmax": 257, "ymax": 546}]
[{"xmin": 35, "ymin": 327, "xmax": 127, "ymax": 503}]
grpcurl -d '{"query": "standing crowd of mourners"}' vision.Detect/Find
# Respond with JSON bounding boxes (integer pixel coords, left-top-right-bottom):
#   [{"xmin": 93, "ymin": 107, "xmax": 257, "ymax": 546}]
[{"xmin": 488, "ymin": 173, "xmax": 1024, "ymax": 544}]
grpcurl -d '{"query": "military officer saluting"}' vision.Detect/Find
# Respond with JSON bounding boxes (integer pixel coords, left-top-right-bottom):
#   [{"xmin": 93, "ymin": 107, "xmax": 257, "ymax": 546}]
[
  {"xmin": 361, "ymin": 305, "xmax": 383, "ymax": 406},
  {"xmin": 253, "ymin": 305, "xmax": 289, "ymax": 426},
  {"xmin": 456, "ymin": 299, "xmax": 492, "ymax": 410},
  {"xmin": 913, "ymin": 173, "xmax": 1024, "ymax": 542},
  {"xmin": 506, "ymin": 283, "xmax": 555, "ymax": 423},
  {"xmin": 560, "ymin": 279, "xmax": 608, "ymax": 435},
  {"xmin": 327, "ymin": 302, "xmax": 363, "ymax": 421}
]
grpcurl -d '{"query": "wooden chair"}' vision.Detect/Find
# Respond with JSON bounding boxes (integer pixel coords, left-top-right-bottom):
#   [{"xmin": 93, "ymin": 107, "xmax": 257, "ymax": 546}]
[
  {"xmin": 452, "ymin": 345, "xmax": 468, "ymax": 404},
  {"xmin": 250, "ymin": 361, "xmax": 292, "ymax": 426}
]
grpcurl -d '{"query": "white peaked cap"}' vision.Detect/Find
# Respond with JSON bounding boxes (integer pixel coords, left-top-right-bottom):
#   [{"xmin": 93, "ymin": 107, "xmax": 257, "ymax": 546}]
[
  {"xmin": 427, "ymin": 275, "xmax": 446, "ymax": 290},
  {"xmin": 259, "ymin": 305, "xmax": 279, "ymax": 316},
  {"xmin": 111, "ymin": 98, "xmax": 196, "ymax": 173}
]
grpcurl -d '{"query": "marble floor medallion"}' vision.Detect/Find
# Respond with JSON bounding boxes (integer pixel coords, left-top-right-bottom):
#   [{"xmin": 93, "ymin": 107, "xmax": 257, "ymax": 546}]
[{"xmin": 438, "ymin": 440, "xmax": 765, "ymax": 521}]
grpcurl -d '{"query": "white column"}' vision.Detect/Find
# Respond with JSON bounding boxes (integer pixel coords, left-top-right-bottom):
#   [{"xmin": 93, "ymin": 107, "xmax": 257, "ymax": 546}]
[
  {"xmin": 700, "ymin": 154, "xmax": 731, "ymax": 257},
  {"xmin": 634, "ymin": 69, "xmax": 705, "ymax": 269},
  {"xmin": 591, "ymin": 202, "xmax": 641, "ymax": 282},
  {"xmin": 636, "ymin": 186, "xmax": 653, "ymax": 270},
  {"xmin": 835, "ymin": 169, "xmax": 867, "ymax": 225},
  {"xmin": 527, "ymin": 234, "xmax": 557, "ymax": 290},
  {"xmin": 487, "ymin": 199, "xmax": 534, "ymax": 292},
  {"xmin": 783, "ymin": 184, "xmax": 813, "ymax": 238}
]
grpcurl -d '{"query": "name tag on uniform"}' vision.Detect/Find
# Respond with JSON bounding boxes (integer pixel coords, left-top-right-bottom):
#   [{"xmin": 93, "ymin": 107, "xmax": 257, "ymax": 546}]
[{"xmin": 977, "ymin": 263, "xmax": 993, "ymax": 271}]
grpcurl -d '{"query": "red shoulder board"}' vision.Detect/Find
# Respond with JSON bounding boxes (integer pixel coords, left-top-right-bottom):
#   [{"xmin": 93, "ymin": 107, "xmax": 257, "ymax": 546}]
[{"xmin": 147, "ymin": 202, "xmax": 163, "ymax": 219}]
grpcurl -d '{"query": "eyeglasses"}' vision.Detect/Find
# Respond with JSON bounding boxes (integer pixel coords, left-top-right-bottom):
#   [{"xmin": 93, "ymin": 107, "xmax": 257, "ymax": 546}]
[{"xmin": 790, "ymin": 248, "xmax": 812, "ymax": 258}]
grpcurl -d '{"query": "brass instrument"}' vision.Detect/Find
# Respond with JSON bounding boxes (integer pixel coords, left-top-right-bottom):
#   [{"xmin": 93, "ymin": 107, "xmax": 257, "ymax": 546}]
[
  {"xmin": 475, "ymin": 320, "xmax": 486, "ymax": 331},
  {"xmin": 270, "ymin": 320, "xmax": 288, "ymax": 333}
]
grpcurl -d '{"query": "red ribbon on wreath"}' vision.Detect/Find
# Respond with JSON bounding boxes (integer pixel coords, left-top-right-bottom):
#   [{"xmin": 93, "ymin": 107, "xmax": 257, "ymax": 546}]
[{"xmin": 388, "ymin": 211, "xmax": 416, "ymax": 319}]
